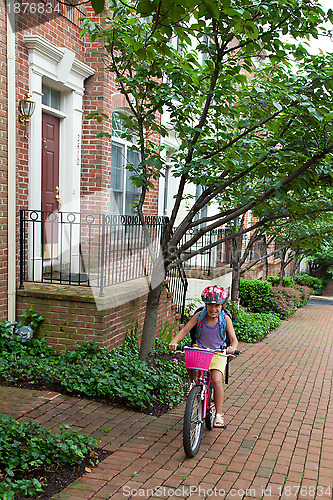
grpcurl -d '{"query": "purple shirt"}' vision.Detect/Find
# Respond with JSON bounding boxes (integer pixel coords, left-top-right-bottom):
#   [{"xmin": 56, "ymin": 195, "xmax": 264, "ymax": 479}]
[{"xmin": 196, "ymin": 318, "xmax": 226, "ymax": 350}]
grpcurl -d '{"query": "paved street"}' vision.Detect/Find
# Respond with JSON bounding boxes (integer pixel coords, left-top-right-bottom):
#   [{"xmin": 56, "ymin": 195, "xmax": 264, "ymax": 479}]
[{"xmin": 1, "ymin": 299, "xmax": 333, "ymax": 500}]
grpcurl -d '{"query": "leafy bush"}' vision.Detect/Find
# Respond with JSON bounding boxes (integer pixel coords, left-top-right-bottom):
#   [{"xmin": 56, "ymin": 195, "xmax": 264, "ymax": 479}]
[
  {"xmin": 225, "ymin": 300, "xmax": 240, "ymax": 320},
  {"xmin": 264, "ymin": 286, "xmax": 303, "ymax": 319},
  {"xmin": 182, "ymin": 298, "xmax": 202, "ymax": 323},
  {"xmin": 293, "ymin": 284, "xmax": 312, "ymax": 306},
  {"xmin": 233, "ymin": 308, "xmax": 281, "ymax": 343},
  {"xmin": 293, "ymin": 273, "xmax": 324, "ymax": 294},
  {"xmin": 0, "ymin": 328, "xmax": 188, "ymax": 414},
  {"xmin": 0, "ymin": 413, "xmax": 96, "ymax": 499},
  {"xmin": 239, "ymin": 279, "xmax": 272, "ymax": 311},
  {"xmin": 267, "ymin": 276, "xmax": 294, "ymax": 287},
  {"xmin": 155, "ymin": 321, "xmax": 178, "ymax": 354},
  {"xmin": 17, "ymin": 306, "xmax": 44, "ymax": 333}
]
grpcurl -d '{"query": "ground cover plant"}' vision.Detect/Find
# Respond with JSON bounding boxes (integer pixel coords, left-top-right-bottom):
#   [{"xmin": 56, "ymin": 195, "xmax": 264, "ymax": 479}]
[
  {"xmin": 0, "ymin": 414, "xmax": 97, "ymax": 499},
  {"xmin": 0, "ymin": 325, "xmax": 188, "ymax": 415},
  {"xmin": 233, "ymin": 309, "xmax": 281, "ymax": 343}
]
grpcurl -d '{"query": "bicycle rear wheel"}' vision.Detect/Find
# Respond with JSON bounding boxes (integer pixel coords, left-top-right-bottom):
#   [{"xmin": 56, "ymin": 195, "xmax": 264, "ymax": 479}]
[
  {"xmin": 205, "ymin": 386, "xmax": 216, "ymax": 431},
  {"xmin": 183, "ymin": 386, "xmax": 203, "ymax": 457}
]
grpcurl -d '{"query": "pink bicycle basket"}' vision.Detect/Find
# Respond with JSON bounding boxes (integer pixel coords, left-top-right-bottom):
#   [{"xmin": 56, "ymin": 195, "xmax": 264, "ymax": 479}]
[{"xmin": 184, "ymin": 347, "xmax": 215, "ymax": 370}]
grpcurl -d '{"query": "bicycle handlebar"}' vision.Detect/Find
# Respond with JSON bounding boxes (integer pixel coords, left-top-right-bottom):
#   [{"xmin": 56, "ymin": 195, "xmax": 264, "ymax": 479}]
[{"xmin": 173, "ymin": 345, "xmax": 241, "ymax": 356}]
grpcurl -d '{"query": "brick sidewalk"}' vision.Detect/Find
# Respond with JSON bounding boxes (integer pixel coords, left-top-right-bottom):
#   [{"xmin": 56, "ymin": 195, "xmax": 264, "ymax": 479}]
[{"xmin": 1, "ymin": 304, "xmax": 333, "ymax": 500}]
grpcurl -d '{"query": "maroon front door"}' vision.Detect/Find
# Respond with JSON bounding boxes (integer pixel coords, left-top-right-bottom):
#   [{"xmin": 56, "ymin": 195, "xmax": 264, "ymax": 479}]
[{"xmin": 41, "ymin": 113, "xmax": 60, "ymax": 259}]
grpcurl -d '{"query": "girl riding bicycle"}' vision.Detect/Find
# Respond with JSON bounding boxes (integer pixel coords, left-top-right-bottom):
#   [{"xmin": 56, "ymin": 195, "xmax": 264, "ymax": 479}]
[{"xmin": 169, "ymin": 285, "xmax": 238, "ymax": 428}]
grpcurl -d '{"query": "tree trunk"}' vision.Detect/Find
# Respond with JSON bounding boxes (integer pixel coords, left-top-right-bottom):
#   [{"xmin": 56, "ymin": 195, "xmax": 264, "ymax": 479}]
[
  {"xmin": 231, "ymin": 262, "xmax": 241, "ymax": 302},
  {"xmin": 229, "ymin": 234, "xmax": 242, "ymax": 303},
  {"xmin": 279, "ymin": 249, "xmax": 287, "ymax": 286},
  {"xmin": 263, "ymin": 255, "xmax": 269, "ymax": 280},
  {"xmin": 139, "ymin": 280, "xmax": 163, "ymax": 362}
]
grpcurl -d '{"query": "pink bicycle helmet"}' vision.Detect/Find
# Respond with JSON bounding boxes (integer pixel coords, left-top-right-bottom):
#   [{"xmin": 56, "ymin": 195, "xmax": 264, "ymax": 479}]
[{"xmin": 201, "ymin": 285, "xmax": 228, "ymax": 305}]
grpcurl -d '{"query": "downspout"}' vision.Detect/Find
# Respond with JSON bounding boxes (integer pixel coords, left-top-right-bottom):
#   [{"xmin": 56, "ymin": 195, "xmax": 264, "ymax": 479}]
[{"xmin": 7, "ymin": 0, "xmax": 16, "ymax": 321}]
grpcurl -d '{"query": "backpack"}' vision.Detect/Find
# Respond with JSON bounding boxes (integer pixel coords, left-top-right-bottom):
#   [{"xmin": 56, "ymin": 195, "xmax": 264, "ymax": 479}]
[
  {"xmin": 189, "ymin": 306, "xmax": 232, "ymax": 384},
  {"xmin": 189, "ymin": 306, "xmax": 231, "ymax": 347}
]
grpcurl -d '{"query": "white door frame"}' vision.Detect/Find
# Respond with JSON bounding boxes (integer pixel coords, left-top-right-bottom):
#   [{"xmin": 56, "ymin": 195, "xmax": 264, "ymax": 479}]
[{"xmin": 23, "ymin": 35, "xmax": 94, "ymax": 278}]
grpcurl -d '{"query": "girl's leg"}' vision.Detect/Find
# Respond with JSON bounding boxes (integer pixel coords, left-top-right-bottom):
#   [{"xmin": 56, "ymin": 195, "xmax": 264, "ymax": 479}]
[
  {"xmin": 187, "ymin": 369, "xmax": 197, "ymax": 382},
  {"xmin": 210, "ymin": 369, "xmax": 224, "ymax": 414}
]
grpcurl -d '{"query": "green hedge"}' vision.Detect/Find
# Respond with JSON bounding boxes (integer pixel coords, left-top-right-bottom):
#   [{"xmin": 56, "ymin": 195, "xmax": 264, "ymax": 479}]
[
  {"xmin": 239, "ymin": 277, "xmax": 312, "ymax": 318},
  {"xmin": 293, "ymin": 273, "xmax": 325, "ymax": 294},
  {"xmin": 239, "ymin": 279, "xmax": 272, "ymax": 311},
  {"xmin": 267, "ymin": 276, "xmax": 294, "ymax": 287}
]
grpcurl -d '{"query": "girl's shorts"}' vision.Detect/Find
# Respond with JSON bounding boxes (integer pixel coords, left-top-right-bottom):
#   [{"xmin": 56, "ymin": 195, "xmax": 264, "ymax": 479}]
[{"xmin": 209, "ymin": 353, "xmax": 227, "ymax": 373}]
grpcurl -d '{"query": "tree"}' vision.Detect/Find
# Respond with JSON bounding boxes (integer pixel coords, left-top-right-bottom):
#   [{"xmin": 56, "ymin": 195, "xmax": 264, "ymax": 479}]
[
  {"xmin": 307, "ymin": 244, "xmax": 333, "ymax": 277},
  {"xmin": 253, "ymin": 211, "xmax": 333, "ymax": 284},
  {"xmin": 219, "ymin": 186, "xmax": 333, "ymax": 297},
  {"xmin": 81, "ymin": 0, "xmax": 333, "ymax": 360}
]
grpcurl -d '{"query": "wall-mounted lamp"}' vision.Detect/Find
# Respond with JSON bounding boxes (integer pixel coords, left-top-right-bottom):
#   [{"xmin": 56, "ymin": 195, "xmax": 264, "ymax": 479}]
[{"xmin": 18, "ymin": 93, "xmax": 36, "ymax": 137}]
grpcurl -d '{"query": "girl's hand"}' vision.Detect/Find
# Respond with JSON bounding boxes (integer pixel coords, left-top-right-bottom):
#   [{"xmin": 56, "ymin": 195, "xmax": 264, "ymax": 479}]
[
  {"xmin": 169, "ymin": 342, "xmax": 178, "ymax": 351},
  {"xmin": 226, "ymin": 346, "xmax": 236, "ymax": 355}
]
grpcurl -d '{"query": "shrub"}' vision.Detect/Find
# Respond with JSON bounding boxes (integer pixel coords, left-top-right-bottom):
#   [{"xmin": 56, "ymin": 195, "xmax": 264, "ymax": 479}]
[
  {"xmin": 293, "ymin": 284, "xmax": 312, "ymax": 306},
  {"xmin": 239, "ymin": 279, "xmax": 272, "ymax": 312},
  {"xmin": 0, "ymin": 414, "xmax": 96, "ymax": 498},
  {"xmin": 182, "ymin": 298, "xmax": 202, "ymax": 323},
  {"xmin": 233, "ymin": 308, "xmax": 281, "ymax": 343},
  {"xmin": 267, "ymin": 276, "xmax": 294, "ymax": 287},
  {"xmin": 264, "ymin": 286, "xmax": 304, "ymax": 319},
  {"xmin": 155, "ymin": 321, "xmax": 178, "ymax": 353},
  {"xmin": 293, "ymin": 273, "xmax": 324, "ymax": 294},
  {"xmin": 225, "ymin": 300, "xmax": 240, "ymax": 320}
]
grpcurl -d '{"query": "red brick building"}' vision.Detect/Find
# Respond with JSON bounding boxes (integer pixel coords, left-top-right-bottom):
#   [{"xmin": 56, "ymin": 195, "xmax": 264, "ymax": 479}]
[
  {"xmin": 2, "ymin": 0, "xmax": 292, "ymax": 349},
  {"xmin": 3, "ymin": 0, "xmax": 169, "ymax": 349}
]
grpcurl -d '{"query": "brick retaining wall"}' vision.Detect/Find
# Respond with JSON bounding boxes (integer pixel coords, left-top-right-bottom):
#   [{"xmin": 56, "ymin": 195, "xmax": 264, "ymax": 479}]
[{"xmin": 16, "ymin": 280, "xmax": 178, "ymax": 351}]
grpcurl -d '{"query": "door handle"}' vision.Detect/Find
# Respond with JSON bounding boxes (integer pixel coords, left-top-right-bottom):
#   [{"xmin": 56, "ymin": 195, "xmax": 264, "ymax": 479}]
[{"xmin": 55, "ymin": 186, "xmax": 61, "ymax": 206}]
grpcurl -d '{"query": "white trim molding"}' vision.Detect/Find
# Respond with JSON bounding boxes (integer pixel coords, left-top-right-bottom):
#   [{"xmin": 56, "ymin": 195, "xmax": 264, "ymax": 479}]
[
  {"xmin": 24, "ymin": 35, "xmax": 94, "ymax": 93},
  {"xmin": 23, "ymin": 34, "xmax": 94, "ymax": 278}
]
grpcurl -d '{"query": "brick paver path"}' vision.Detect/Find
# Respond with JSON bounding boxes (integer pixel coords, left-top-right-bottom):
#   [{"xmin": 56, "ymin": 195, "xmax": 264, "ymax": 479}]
[{"xmin": 1, "ymin": 303, "xmax": 333, "ymax": 500}]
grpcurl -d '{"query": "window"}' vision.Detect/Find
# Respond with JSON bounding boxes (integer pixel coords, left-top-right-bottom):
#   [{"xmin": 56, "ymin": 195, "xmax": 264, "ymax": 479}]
[
  {"xmin": 194, "ymin": 185, "xmax": 208, "ymax": 228},
  {"xmin": 163, "ymin": 151, "xmax": 173, "ymax": 216},
  {"xmin": 111, "ymin": 112, "xmax": 140, "ymax": 214},
  {"xmin": 201, "ymin": 35, "xmax": 211, "ymax": 66},
  {"xmin": 42, "ymin": 84, "xmax": 61, "ymax": 110}
]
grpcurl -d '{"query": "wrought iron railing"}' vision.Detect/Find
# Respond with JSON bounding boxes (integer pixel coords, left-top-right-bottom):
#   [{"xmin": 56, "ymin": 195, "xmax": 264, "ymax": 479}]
[
  {"xmin": 176, "ymin": 227, "xmax": 230, "ymax": 275},
  {"xmin": 166, "ymin": 263, "xmax": 188, "ymax": 323},
  {"xmin": 19, "ymin": 210, "xmax": 169, "ymax": 296},
  {"xmin": 20, "ymin": 211, "xmax": 237, "ymax": 321}
]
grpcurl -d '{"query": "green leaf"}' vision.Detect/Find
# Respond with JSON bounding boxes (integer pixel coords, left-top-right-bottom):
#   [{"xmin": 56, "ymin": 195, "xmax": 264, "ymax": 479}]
[{"xmin": 90, "ymin": 0, "xmax": 105, "ymax": 14}]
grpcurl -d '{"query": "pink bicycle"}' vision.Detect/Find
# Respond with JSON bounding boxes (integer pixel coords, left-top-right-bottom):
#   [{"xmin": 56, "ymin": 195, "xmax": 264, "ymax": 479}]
[{"xmin": 180, "ymin": 346, "xmax": 239, "ymax": 457}]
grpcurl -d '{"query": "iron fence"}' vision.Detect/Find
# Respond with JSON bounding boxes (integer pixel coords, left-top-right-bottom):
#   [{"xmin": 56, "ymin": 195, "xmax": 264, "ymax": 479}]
[
  {"xmin": 21, "ymin": 211, "xmax": 238, "ymax": 321},
  {"xmin": 166, "ymin": 263, "xmax": 188, "ymax": 323},
  {"xmin": 176, "ymin": 227, "xmax": 229, "ymax": 275},
  {"xmin": 19, "ymin": 210, "xmax": 170, "ymax": 297}
]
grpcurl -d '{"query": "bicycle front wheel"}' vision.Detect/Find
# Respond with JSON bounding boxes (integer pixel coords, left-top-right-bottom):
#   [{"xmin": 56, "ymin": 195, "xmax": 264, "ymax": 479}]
[{"xmin": 183, "ymin": 386, "xmax": 203, "ymax": 457}]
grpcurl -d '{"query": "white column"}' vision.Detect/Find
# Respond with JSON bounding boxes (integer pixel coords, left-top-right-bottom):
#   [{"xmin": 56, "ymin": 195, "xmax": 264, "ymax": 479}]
[
  {"xmin": 28, "ymin": 72, "xmax": 43, "ymax": 281},
  {"xmin": 7, "ymin": 0, "xmax": 16, "ymax": 320}
]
